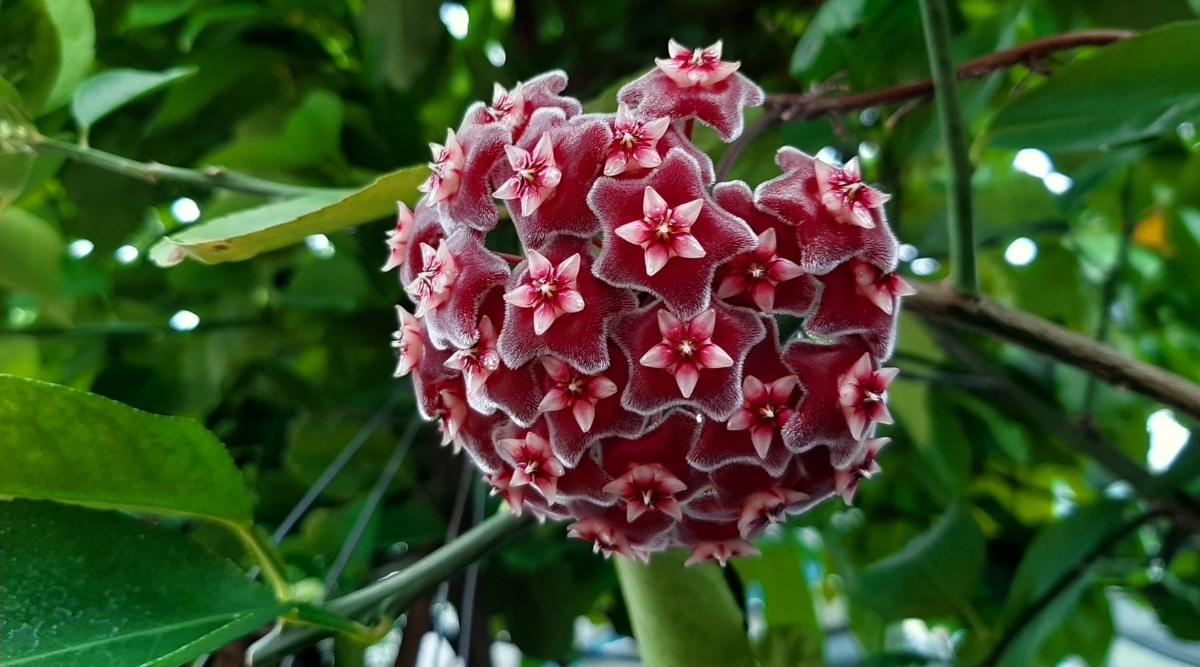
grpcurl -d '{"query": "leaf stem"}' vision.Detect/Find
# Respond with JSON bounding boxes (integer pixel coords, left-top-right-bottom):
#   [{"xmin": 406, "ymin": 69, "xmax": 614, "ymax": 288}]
[
  {"xmin": 235, "ymin": 525, "xmax": 293, "ymax": 601},
  {"xmin": 28, "ymin": 135, "xmax": 332, "ymax": 198},
  {"xmin": 247, "ymin": 510, "xmax": 532, "ymax": 664},
  {"xmin": 918, "ymin": 0, "xmax": 977, "ymax": 292}
]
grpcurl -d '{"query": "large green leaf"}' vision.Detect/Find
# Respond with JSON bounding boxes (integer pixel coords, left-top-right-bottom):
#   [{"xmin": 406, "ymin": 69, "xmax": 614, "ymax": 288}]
[
  {"xmin": 71, "ymin": 66, "xmax": 197, "ymax": 130},
  {"xmin": 1004, "ymin": 499, "xmax": 1129, "ymax": 614},
  {"xmin": 854, "ymin": 503, "xmax": 985, "ymax": 618},
  {"xmin": 0, "ymin": 499, "xmax": 287, "ymax": 667},
  {"xmin": 0, "ymin": 0, "xmax": 94, "ymax": 115},
  {"xmin": 616, "ymin": 551, "xmax": 756, "ymax": 667},
  {"xmin": 149, "ymin": 165, "xmax": 424, "ymax": 266},
  {"xmin": 986, "ymin": 21, "xmax": 1200, "ymax": 152},
  {"xmin": 0, "ymin": 374, "xmax": 253, "ymax": 526},
  {"xmin": 0, "ymin": 208, "xmax": 63, "ymax": 300}
]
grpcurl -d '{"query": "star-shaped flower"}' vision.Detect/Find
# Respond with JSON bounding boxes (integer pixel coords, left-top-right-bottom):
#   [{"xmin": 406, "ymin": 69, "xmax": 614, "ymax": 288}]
[
  {"xmin": 417, "ymin": 230, "xmax": 509, "ymax": 351},
  {"xmin": 486, "ymin": 81, "xmax": 526, "ymax": 128},
  {"xmin": 619, "ymin": 41, "xmax": 763, "ymax": 142},
  {"xmin": 391, "ymin": 305, "xmax": 424, "ymax": 377},
  {"xmin": 443, "ymin": 315, "xmax": 501, "ymax": 394},
  {"xmin": 837, "ymin": 352, "xmax": 898, "ymax": 441},
  {"xmin": 780, "ymin": 337, "xmax": 875, "ymax": 455},
  {"xmin": 398, "ymin": 202, "xmax": 445, "ymax": 286},
  {"xmin": 615, "ymin": 186, "xmax": 706, "ymax": 277},
  {"xmin": 605, "ymin": 102, "xmax": 670, "ymax": 176},
  {"xmin": 603, "ymin": 463, "xmax": 688, "ymax": 522},
  {"xmin": 382, "ymin": 201, "xmax": 415, "ymax": 272},
  {"xmin": 815, "ymin": 157, "xmax": 891, "ymax": 229},
  {"xmin": 755, "ymin": 147, "xmax": 898, "ymax": 274},
  {"xmin": 537, "ymin": 342, "xmax": 647, "ymax": 467},
  {"xmin": 460, "ymin": 70, "xmax": 582, "ymax": 139},
  {"xmin": 498, "ymin": 237, "xmax": 636, "ymax": 375},
  {"xmin": 737, "ymin": 487, "xmax": 809, "ymax": 538},
  {"xmin": 494, "ymin": 133, "xmax": 562, "ymax": 216},
  {"xmin": 567, "ymin": 518, "xmax": 635, "ymax": 560},
  {"xmin": 716, "ymin": 228, "xmax": 807, "ymax": 313},
  {"xmin": 405, "ymin": 239, "xmax": 458, "ymax": 317},
  {"xmin": 435, "ymin": 122, "xmax": 511, "ymax": 234},
  {"xmin": 807, "ymin": 259, "xmax": 913, "ymax": 360},
  {"xmin": 685, "ymin": 539, "xmax": 760, "ymax": 567},
  {"xmin": 638, "ymin": 308, "xmax": 735, "ymax": 398},
  {"xmin": 655, "ymin": 39, "xmax": 740, "ymax": 88},
  {"xmin": 537, "ymin": 356, "xmax": 618, "ymax": 433},
  {"xmin": 833, "ymin": 437, "xmax": 889, "ymax": 504},
  {"xmin": 494, "ymin": 109, "xmax": 612, "ymax": 246},
  {"xmin": 613, "ymin": 301, "xmax": 764, "ymax": 419},
  {"xmin": 418, "ymin": 129, "xmax": 465, "ymax": 205},
  {"xmin": 727, "ymin": 374, "xmax": 800, "ymax": 458},
  {"xmin": 502, "ymin": 250, "xmax": 584, "ymax": 335},
  {"xmin": 687, "ymin": 322, "xmax": 797, "ymax": 476},
  {"xmin": 592, "ymin": 148, "xmax": 757, "ymax": 320},
  {"xmin": 498, "ymin": 430, "xmax": 565, "ymax": 504}
]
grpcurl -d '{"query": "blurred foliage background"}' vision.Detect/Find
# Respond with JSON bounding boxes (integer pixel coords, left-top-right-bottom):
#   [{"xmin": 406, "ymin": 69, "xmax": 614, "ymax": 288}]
[{"xmin": 2, "ymin": 0, "xmax": 1200, "ymax": 665}]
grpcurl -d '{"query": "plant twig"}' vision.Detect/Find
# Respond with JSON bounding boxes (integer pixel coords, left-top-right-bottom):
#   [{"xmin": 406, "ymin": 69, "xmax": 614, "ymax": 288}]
[
  {"xmin": 324, "ymin": 419, "xmax": 420, "ymax": 597},
  {"xmin": 247, "ymin": 511, "xmax": 532, "ymax": 665},
  {"xmin": 1082, "ymin": 172, "xmax": 1137, "ymax": 418},
  {"xmin": 271, "ymin": 393, "xmax": 403, "ymax": 544},
  {"xmin": 918, "ymin": 0, "xmax": 977, "ymax": 292},
  {"xmin": 28, "ymin": 135, "xmax": 331, "ymax": 198},
  {"xmin": 905, "ymin": 281, "xmax": 1200, "ymax": 423},
  {"xmin": 763, "ymin": 30, "xmax": 1131, "ymax": 123},
  {"xmin": 977, "ymin": 510, "xmax": 1163, "ymax": 667}
]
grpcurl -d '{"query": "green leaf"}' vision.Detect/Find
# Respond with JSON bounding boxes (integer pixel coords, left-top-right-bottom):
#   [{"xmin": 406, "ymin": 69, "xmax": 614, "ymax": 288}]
[
  {"xmin": 733, "ymin": 540, "xmax": 821, "ymax": 632},
  {"xmin": 790, "ymin": 0, "xmax": 867, "ymax": 76},
  {"xmin": 0, "ymin": 499, "xmax": 287, "ymax": 667},
  {"xmin": 0, "ymin": 0, "xmax": 94, "ymax": 115},
  {"xmin": 71, "ymin": 66, "xmax": 197, "ymax": 130},
  {"xmin": 855, "ymin": 503, "xmax": 985, "ymax": 618},
  {"xmin": 1005, "ymin": 499, "xmax": 1129, "ymax": 614},
  {"xmin": 149, "ymin": 165, "xmax": 424, "ymax": 266},
  {"xmin": 615, "ymin": 551, "xmax": 756, "ymax": 667},
  {"xmin": 0, "ymin": 208, "xmax": 64, "ymax": 299},
  {"xmin": 986, "ymin": 21, "xmax": 1200, "ymax": 152},
  {"xmin": 0, "ymin": 374, "xmax": 253, "ymax": 526}
]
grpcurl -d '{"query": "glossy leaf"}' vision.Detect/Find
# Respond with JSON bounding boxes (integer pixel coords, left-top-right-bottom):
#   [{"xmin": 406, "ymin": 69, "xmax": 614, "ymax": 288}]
[
  {"xmin": 149, "ymin": 165, "xmax": 425, "ymax": 266},
  {"xmin": 0, "ymin": 374, "xmax": 253, "ymax": 525},
  {"xmin": 855, "ymin": 503, "xmax": 984, "ymax": 618},
  {"xmin": 71, "ymin": 66, "xmax": 196, "ymax": 130},
  {"xmin": 616, "ymin": 551, "xmax": 756, "ymax": 667},
  {"xmin": 987, "ymin": 21, "xmax": 1200, "ymax": 152},
  {"xmin": 0, "ymin": 499, "xmax": 287, "ymax": 666}
]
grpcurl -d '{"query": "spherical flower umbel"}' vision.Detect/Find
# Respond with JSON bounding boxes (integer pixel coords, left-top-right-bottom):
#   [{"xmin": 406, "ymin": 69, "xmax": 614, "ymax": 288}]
[{"xmin": 390, "ymin": 39, "xmax": 909, "ymax": 567}]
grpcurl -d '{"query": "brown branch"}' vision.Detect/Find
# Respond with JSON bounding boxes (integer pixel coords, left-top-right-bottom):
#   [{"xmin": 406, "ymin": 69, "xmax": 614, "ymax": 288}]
[
  {"xmin": 764, "ymin": 29, "xmax": 1132, "ymax": 123},
  {"xmin": 905, "ymin": 281, "xmax": 1200, "ymax": 423}
]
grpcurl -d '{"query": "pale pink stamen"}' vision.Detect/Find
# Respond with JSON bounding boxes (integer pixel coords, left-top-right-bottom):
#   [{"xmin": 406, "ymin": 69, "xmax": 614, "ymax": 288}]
[
  {"xmin": 726, "ymin": 374, "xmax": 799, "ymax": 458},
  {"xmin": 499, "ymin": 432, "xmax": 564, "ymax": 504},
  {"xmin": 716, "ymin": 228, "xmax": 805, "ymax": 313},
  {"xmin": 391, "ymin": 305, "xmax": 424, "ymax": 377},
  {"xmin": 814, "ymin": 157, "xmax": 891, "ymax": 228},
  {"xmin": 444, "ymin": 316, "xmax": 501, "ymax": 394},
  {"xmin": 405, "ymin": 240, "xmax": 458, "ymax": 317},
  {"xmin": 381, "ymin": 201, "xmax": 415, "ymax": 272},
  {"xmin": 495, "ymin": 134, "xmax": 563, "ymax": 216},
  {"xmin": 852, "ymin": 260, "xmax": 916, "ymax": 315},
  {"xmin": 602, "ymin": 463, "xmax": 687, "ymax": 522},
  {"xmin": 418, "ymin": 128, "xmax": 465, "ymax": 205},
  {"xmin": 537, "ymin": 357, "xmax": 617, "ymax": 432},
  {"xmin": 604, "ymin": 103, "xmax": 670, "ymax": 176}
]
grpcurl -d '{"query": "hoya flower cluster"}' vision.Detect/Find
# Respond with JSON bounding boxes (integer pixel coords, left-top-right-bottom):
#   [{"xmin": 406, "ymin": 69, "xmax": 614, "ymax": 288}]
[{"xmin": 386, "ymin": 40, "xmax": 912, "ymax": 566}]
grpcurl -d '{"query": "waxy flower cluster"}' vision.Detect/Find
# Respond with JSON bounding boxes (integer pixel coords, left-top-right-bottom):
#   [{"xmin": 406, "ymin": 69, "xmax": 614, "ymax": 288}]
[{"xmin": 386, "ymin": 40, "xmax": 912, "ymax": 566}]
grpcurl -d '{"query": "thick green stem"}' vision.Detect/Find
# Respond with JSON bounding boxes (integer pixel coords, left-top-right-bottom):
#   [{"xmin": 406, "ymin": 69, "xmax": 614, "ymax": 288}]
[
  {"xmin": 918, "ymin": 0, "xmax": 977, "ymax": 292},
  {"xmin": 247, "ymin": 511, "xmax": 531, "ymax": 664},
  {"xmin": 615, "ymin": 551, "xmax": 756, "ymax": 667},
  {"xmin": 30, "ymin": 135, "xmax": 331, "ymax": 198}
]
